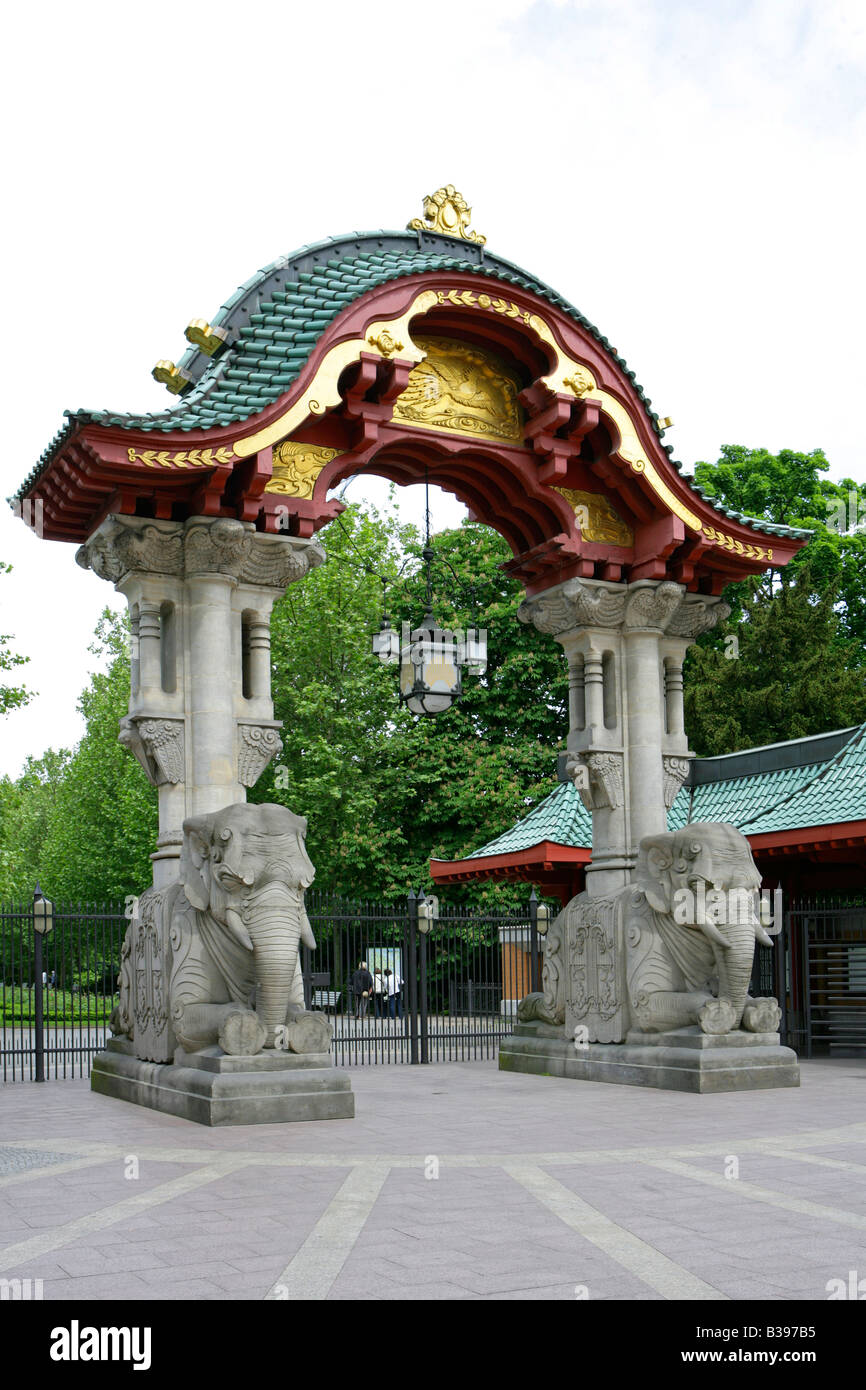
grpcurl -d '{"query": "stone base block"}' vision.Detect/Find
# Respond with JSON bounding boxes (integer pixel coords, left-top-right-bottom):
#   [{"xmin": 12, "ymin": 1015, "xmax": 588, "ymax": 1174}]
[
  {"xmin": 498, "ymin": 1022, "xmax": 800, "ymax": 1093},
  {"xmin": 91, "ymin": 1040, "xmax": 355, "ymax": 1126}
]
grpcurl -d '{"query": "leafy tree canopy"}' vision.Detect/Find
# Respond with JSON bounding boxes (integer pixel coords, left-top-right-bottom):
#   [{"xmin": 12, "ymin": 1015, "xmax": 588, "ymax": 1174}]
[
  {"xmin": 685, "ymin": 446, "xmax": 866, "ymax": 754},
  {"xmin": 0, "ymin": 561, "xmax": 32, "ymax": 716}
]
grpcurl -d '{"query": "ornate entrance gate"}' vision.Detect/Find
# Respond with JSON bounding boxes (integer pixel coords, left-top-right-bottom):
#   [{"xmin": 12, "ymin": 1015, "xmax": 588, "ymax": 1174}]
[{"xmin": 12, "ymin": 189, "xmax": 810, "ymax": 1102}]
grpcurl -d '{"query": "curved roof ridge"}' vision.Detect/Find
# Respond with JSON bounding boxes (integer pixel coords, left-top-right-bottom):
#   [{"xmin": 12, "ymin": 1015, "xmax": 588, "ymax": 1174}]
[{"xmin": 11, "ymin": 230, "xmax": 812, "ymax": 543}]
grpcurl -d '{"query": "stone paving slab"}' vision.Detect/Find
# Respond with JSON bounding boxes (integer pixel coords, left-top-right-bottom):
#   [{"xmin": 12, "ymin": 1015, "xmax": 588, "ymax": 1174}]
[{"xmin": 0, "ymin": 1056, "xmax": 865, "ymax": 1300}]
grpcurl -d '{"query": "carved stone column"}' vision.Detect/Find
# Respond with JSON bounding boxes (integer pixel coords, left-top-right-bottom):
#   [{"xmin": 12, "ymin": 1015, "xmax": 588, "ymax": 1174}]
[
  {"xmin": 76, "ymin": 514, "xmax": 324, "ymax": 885},
  {"xmin": 519, "ymin": 576, "xmax": 728, "ymax": 896}
]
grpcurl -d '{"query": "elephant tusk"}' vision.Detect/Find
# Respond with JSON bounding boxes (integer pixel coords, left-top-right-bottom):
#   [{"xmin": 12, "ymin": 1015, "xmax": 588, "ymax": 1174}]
[
  {"xmin": 697, "ymin": 918, "xmax": 730, "ymax": 949},
  {"xmin": 225, "ymin": 907, "xmax": 254, "ymax": 952},
  {"xmin": 755, "ymin": 923, "xmax": 775, "ymax": 948}
]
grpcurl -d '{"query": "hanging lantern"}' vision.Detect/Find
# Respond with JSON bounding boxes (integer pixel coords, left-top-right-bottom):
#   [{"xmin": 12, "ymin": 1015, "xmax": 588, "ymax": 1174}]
[
  {"xmin": 398, "ymin": 613, "xmax": 462, "ymax": 716},
  {"xmin": 371, "ymin": 474, "xmax": 487, "ymax": 717}
]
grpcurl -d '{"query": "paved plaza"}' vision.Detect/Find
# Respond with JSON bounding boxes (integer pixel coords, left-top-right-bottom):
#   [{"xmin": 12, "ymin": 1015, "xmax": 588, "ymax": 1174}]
[{"xmin": 1, "ymin": 1057, "xmax": 865, "ymax": 1301}]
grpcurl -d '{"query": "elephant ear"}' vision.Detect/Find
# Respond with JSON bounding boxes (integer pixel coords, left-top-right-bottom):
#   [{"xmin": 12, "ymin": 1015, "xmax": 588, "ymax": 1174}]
[
  {"xmin": 635, "ymin": 835, "xmax": 675, "ymax": 914},
  {"xmin": 180, "ymin": 815, "xmax": 214, "ymax": 911}
]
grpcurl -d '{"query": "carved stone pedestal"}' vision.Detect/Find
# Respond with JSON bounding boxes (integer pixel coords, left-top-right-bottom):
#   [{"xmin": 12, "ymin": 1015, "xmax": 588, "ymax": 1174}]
[
  {"xmin": 92, "ymin": 1040, "xmax": 354, "ymax": 1126},
  {"xmin": 499, "ymin": 1022, "xmax": 800, "ymax": 1094}
]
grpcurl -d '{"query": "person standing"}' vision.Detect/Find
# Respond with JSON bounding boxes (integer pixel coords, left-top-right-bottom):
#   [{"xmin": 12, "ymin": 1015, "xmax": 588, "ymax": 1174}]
[
  {"xmin": 350, "ymin": 961, "xmax": 373, "ymax": 1019},
  {"xmin": 392, "ymin": 964, "xmax": 404, "ymax": 1019},
  {"xmin": 372, "ymin": 967, "xmax": 385, "ymax": 1017},
  {"xmin": 384, "ymin": 966, "xmax": 404, "ymax": 1019}
]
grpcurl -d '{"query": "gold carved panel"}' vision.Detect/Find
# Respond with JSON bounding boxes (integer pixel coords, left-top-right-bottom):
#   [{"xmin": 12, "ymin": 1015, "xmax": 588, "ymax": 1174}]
[
  {"xmin": 266, "ymin": 441, "xmax": 343, "ymax": 498},
  {"xmin": 553, "ymin": 488, "xmax": 634, "ymax": 546},
  {"xmin": 392, "ymin": 336, "xmax": 523, "ymax": 445}
]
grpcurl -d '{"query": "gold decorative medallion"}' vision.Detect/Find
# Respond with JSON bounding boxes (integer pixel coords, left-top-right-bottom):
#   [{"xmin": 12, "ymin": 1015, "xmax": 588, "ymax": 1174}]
[
  {"xmin": 553, "ymin": 489, "xmax": 634, "ymax": 546},
  {"xmin": 408, "ymin": 186, "xmax": 486, "ymax": 245},
  {"xmin": 392, "ymin": 336, "xmax": 523, "ymax": 444},
  {"xmin": 185, "ymin": 319, "xmax": 230, "ymax": 356},
  {"xmin": 127, "ymin": 446, "xmax": 234, "ymax": 469},
  {"xmin": 562, "ymin": 368, "xmax": 596, "ymax": 398},
  {"xmin": 266, "ymin": 441, "xmax": 343, "ymax": 498},
  {"xmin": 367, "ymin": 329, "xmax": 404, "ymax": 357}
]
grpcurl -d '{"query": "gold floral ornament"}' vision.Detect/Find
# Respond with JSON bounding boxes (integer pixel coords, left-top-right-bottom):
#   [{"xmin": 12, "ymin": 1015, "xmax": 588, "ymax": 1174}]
[
  {"xmin": 408, "ymin": 186, "xmax": 486, "ymax": 245},
  {"xmin": 266, "ymin": 441, "xmax": 343, "ymax": 499},
  {"xmin": 127, "ymin": 446, "xmax": 234, "ymax": 470},
  {"xmin": 553, "ymin": 488, "xmax": 634, "ymax": 546},
  {"xmin": 393, "ymin": 336, "xmax": 522, "ymax": 444},
  {"xmin": 152, "ymin": 360, "xmax": 193, "ymax": 395}
]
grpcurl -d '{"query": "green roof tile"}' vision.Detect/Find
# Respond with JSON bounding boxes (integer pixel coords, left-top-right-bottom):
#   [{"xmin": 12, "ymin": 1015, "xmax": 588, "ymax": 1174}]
[{"xmin": 451, "ymin": 724, "xmax": 866, "ymax": 864}]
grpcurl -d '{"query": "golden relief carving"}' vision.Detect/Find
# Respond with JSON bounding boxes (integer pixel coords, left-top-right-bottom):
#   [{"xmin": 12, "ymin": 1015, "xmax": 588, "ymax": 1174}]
[
  {"xmin": 408, "ymin": 186, "xmax": 486, "ymax": 245},
  {"xmin": 436, "ymin": 288, "xmax": 531, "ymax": 322},
  {"xmin": 701, "ymin": 525, "xmax": 772, "ymax": 562},
  {"xmin": 367, "ymin": 329, "xmax": 404, "ymax": 357},
  {"xmin": 266, "ymin": 441, "xmax": 342, "ymax": 498},
  {"xmin": 562, "ymin": 367, "xmax": 596, "ymax": 398},
  {"xmin": 392, "ymin": 336, "xmax": 523, "ymax": 445},
  {"xmin": 553, "ymin": 488, "xmax": 634, "ymax": 546},
  {"xmin": 127, "ymin": 446, "xmax": 234, "ymax": 469}
]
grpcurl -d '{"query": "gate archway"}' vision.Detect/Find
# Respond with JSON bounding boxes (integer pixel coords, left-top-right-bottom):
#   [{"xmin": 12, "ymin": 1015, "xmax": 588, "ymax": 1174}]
[
  {"xmin": 16, "ymin": 190, "xmax": 809, "ymax": 889},
  {"xmin": 17, "ymin": 202, "xmax": 804, "ymax": 596}
]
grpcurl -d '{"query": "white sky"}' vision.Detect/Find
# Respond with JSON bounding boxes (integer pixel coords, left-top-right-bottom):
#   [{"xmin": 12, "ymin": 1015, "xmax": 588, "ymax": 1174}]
[{"xmin": 1, "ymin": 0, "xmax": 864, "ymax": 777}]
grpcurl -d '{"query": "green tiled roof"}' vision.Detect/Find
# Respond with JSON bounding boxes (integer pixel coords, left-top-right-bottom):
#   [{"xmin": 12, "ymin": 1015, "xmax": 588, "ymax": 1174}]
[
  {"xmin": 456, "ymin": 723, "xmax": 866, "ymax": 862},
  {"xmin": 450, "ymin": 779, "xmax": 593, "ymax": 859},
  {"xmin": 13, "ymin": 228, "xmax": 810, "ymax": 542},
  {"xmin": 734, "ymin": 724, "xmax": 866, "ymax": 833}
]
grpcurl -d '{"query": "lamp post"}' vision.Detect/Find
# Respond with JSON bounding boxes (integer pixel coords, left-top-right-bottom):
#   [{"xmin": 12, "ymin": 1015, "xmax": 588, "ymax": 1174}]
[
  {"xmin": 416, "ymin": 893, "xmax": 436, "ymax": 1065},
  {"xmin": 528, "ymin": 888, "xmax": 550, "ymax": 995},
  {"xmin": 32, "ymin": 884, "xmax": 55, "ymax": 1083}
]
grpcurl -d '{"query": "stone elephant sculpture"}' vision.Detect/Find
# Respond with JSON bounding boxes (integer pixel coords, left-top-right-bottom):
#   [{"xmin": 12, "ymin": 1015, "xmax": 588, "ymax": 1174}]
[
  {"xmin": 110, "ymin": 802, "xmax": 331, "ymax": 1058},
  {"xmin": 519, "ymin": 822, "xmax": 781, "ymax": 1040}
]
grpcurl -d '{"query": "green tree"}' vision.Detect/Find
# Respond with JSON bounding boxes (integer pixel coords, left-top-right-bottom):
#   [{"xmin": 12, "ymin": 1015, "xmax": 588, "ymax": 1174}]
[
  {"xmin": 0, "ymin": 748, "xmax": 71, "ymax": 900},
  {"xmin": 31, "ymin": 612, "xmax": 156, "ymax": 901},
  {"xmin": 258, "ymin": 503, "xmax": 568, "ymax": 902},
  {"xmin": 0, "ymin": 561, "xmax": 32, "ymax": 715},
  {"xmin": 685, "ymin": 565, "xmax": 866, "ymax": 755},
  {"xmin": 382, "ymin": 522, "xmax": 568, "ymax": 891},
  {"xmin": 693, "ymin": 445, "xmax": 866, "ymax": 647},
  {"xmin": 685, "ymin": 445, "xmax": 866, "ymax": 754}
]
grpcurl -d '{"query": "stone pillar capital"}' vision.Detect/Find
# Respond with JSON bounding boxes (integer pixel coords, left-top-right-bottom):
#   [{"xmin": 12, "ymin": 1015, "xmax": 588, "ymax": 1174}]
[
  {"xmin": 76, "ymin": 513, "xmax": 325, "ymax": 591},
  {"xmin": 518, "ymin": 575, "xmax": 729, "ymax": 642}
]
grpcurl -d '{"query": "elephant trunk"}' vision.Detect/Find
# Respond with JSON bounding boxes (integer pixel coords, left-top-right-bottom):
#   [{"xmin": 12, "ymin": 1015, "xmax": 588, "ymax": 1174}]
[
  {"xmin": 241, "ymin": 880, "xmax": 304, "ymax": 1047},
  {"xmin": 712, "ymin": 915, "xmax": 759, "ymax": 1029}
]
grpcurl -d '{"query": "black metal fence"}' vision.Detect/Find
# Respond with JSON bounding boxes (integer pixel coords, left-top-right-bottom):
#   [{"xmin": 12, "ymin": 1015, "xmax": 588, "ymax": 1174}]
[
  {"xmin": 5, "ymin": 892, "xmax": 863, "ymax": 1081},
  {"xmin": 1, "ymin": 890, "xmax": 543, "ymax": 1080},
  {"xmin": 784, "ymin": 901, "xmax": 866, "ymax": 1058},
  {"xmin": 0, "ymin": 899, "xmax": 128, "ymax": 1082}
]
